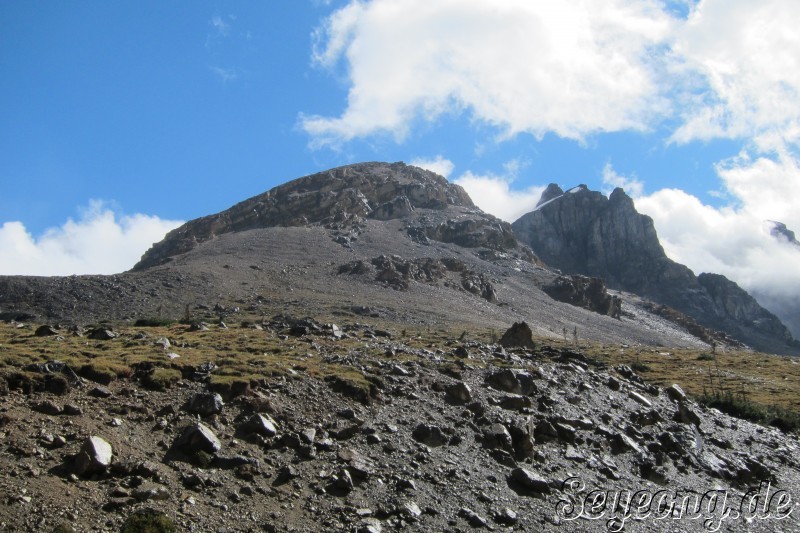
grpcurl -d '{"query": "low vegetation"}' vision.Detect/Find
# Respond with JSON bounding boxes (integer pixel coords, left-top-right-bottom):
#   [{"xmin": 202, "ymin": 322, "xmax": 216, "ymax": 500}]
[{"xmin": 1, "ymin": 318, "xmax": 799, "ymax": 433}]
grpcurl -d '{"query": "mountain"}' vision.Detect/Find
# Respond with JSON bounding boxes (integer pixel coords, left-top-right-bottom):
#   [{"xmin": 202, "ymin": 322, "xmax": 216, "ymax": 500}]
[
  {"xmin": 3, "ymin": 162, "xmax": 800, "ymax": 530},
  {"xmin": 768, "ymin": 220, "xmax": 800, "ymax": 247},
  {"xmin": 512, "ymin": 184, "xmax": 797, "ymax": 355},
  {"xmin": 2, "ymin": 162, "xmax": 745, "ymax": 352}
]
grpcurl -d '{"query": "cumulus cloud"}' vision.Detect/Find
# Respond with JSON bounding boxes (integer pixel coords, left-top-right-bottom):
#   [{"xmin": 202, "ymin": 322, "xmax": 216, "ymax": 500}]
[
  {"xmin": 670, "ymin": 0, "xmax": 800, "ymax": 148},
  {"xmin": 302, "ymin": 0, "xmax": 674, "ymax": 146},
  {"xmin": 409, "ymin": 155, "xmax": 455, "ymax": 178},
  {"xmin": 0, "ymin": 201, "xmax": 183, "ymax": 276}
]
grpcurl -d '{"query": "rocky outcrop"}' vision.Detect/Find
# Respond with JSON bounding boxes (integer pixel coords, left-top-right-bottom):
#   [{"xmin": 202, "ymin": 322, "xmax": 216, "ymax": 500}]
[
  {"xmin": 339, "ymin": 255, "xmax": 498, "ymax": 303},
  {"xmin": 513, "ymin": 185, "xmax": 796, "ymax": 353},
  {"xmin": 542, "ymin": 275, "xmax": 621, "ymax": 318},
  {"xmin": 133, "ymin": 162, "xmax": 475, "ymax": 270}
]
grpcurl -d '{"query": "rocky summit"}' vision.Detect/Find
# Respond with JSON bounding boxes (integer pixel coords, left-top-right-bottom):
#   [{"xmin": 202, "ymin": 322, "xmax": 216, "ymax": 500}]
[
  {"xmin": 512, "ymin": 184, "xmax": 798, "ymax": 355},
  {"xmin": 1, "ymin": 162, "xmax": 800, "ymax": 531}
]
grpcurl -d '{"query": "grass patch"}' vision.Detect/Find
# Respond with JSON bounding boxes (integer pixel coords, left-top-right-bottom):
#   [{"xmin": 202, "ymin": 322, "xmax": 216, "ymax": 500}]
[{"xmin": 699, "ymin": 389, "xmax": 800, "ymax": 433}]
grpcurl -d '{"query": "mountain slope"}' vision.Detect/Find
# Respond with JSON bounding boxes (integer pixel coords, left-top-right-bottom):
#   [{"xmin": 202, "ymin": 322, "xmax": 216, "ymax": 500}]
[
  {"xmin": 1, "ymin": 162, "xmax": 730, "ymax": 351},
  {"xmin": 512, "ymin": 184, "xmax": 797, "ymax": 355}
]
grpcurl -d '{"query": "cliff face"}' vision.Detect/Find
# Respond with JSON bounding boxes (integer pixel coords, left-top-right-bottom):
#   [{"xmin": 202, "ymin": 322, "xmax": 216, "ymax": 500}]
[
  {"xmin": 513, "ymin": 185, "xmax": 796, "ymax": 353},
  {"xmin": 133, "ymin": 162, "xmax": 482, "ymax": 271}
]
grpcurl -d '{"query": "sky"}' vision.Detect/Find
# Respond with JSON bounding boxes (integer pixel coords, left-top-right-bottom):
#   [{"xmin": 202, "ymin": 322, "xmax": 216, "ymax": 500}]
[{"xmin": 1, "ymin": 1, "xmax": 799, "ymax": 330}]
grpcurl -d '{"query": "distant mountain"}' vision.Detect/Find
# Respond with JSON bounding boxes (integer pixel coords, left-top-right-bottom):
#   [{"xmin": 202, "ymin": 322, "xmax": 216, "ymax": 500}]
[
  {"xmin": 512, "ymin": 184, "xmax": 797, "ymax": 354},
  {"xmin": 752, "ymin": 220, "xmax": 800, "ymax": 338},
  {"xmin": 767, "ymin": 220, "xmax": 800, "ymax": 247}
]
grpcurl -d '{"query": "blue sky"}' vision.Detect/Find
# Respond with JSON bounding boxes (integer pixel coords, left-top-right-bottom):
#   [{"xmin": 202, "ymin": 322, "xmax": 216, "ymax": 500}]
[{"xmin": 1, "ymin": 0, "xmax": 799, "ymax": 323}]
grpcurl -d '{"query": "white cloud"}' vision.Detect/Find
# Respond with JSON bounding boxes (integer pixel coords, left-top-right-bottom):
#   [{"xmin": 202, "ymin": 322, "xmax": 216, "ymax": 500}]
[
  {"xmin": 601, "ymin": 162, "xmax": 645, "ymax": 197},
  {"xmin": 0, "ymin": 201, "xmax": 182, "ymax": 276},
  {"xmin": 454, "ymin": 170, "xmax": 545, "ymax": 223},
  {"xmin": 670, "ymin": 0, "xmax": 800, "ymax": 148},
  {"xmin": 303, "ymin": 0, "xmax": 674, "ymax": 146},
  {"xmin": 409, "ymin": 155, "xmax": 455, "ymax": 178}
]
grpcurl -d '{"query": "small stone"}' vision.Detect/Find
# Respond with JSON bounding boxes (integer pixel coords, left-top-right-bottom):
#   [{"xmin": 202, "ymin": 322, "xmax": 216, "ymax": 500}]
[
  {"xmin": 133, "ymin": 484, "xmax": 170, "ymax": 501},
  {"xmin": 665, "ymin": 384, "xmax": 687, "ymax": 402},
  {"xmin": 494, "ymin": 508, "xmax": 518, "ymax": 525},
  {"xmin": 401, "ymin": 501, "xmax": 422, "ymax": 518},
  {"xmin": 500, "ymin": 394, "xmax": 532, "ymax": 411},
  {"xmin": 486, "ymin": 369, "xmax": 521, "ymax": 393},
  {"xmin": 175, "ymin": 423, "xmax": 222, "ymax": 454},
  {"xmin": 445, "ymin": 382, "xmax": 472, "ymax": 403},
  {"xmin": 675, "ymin": 403, "xmax": 702, "ymax": 427},
  {"xmin": 88, "ymin": 328, "xmax": 117, "ymax": 340},
  {"xmin": 628, "ymin": 391, "xmax": 652, "ymax": 408},
  {"xmin": 509, "ymin": 467, "xmax": 550, "ymax": 494},
  {"xmin": 187, "ymin": 392, "xmax": 224, "ymax": 416},
  {"xmin": 88, "ymin": 386, "xmax": 113, "ymax": 398},
  {"xmin": 459, "ymin": 508, "xmax": 489, "ymax": 528},
  {"xmin": 34, "ymin": 401, "xmax": 62, "ymax": 415},
  {"xmin": 484, "ymin": 423, "xmax": 513, "ymax": 451},
  {"xmin": 243, "ymin": 413, "xmax": 278, "ymax": 438},
  {"xmin": 412, "ymin": 424, "xmax": 447, "ymax": 447},
  {"xmin": 277, "ymin": 465, "xmax": 300, "ymax": 483},
  {"xmin": 300, "ymin": 428, "xmax": 316, "ymax": 444},
  {"xmin": 35, "ymin": 325, "xmax": 59, "ymax": 337},
  {"xmin": 63, "ymin": 404, "xmax": 82, "ymax": 416},
  {"xmin": 333, "ymin": 468, "xmax": 354, "ymax": 492}
]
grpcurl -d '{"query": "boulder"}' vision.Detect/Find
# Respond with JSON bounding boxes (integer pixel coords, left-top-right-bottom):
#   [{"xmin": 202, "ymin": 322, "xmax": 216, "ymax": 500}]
[
  {"xmin": 498, "ymin": 322, "xmax": 536, "ymax": 350},
  {"xmin": 187, "ymin": 392, "xmax": 224, "ymax": 416},
  {"xmin": 73, "ymin": 436, "xmax": 113, "ymax": 476},
  {"xmin": 242, "ymin": 414, "xmax": 278, "ymax": 438},
  {"xmin": 175, "ymin": 423, "xmax": 222, "ymax": 454}
]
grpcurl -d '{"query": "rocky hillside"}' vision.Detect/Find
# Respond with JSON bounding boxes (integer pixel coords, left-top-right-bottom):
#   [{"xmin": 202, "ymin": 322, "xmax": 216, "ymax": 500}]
[
  {"xmin": 0, "ymin": 319, "xmax": 799, "ymax": 531},
  {"xmin": 133, "ymin": 162, "xmax": 515, "ymax": 271},
  {"xmin": 512, "ymin": 185, "xmax": 797, "ymax": 355}
]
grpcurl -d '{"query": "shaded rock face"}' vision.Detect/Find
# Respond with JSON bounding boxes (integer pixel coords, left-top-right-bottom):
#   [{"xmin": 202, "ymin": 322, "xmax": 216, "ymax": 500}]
[
  {"xmin": 134, "ymin": 162, "xmax": 476, "ymax": 270},
  {"xmin": 513, "ymin": 185, "xmax": 796, "ymax": 353}
]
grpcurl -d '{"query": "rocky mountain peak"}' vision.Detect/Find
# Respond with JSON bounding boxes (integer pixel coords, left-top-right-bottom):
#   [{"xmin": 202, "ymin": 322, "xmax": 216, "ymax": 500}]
[
  {"xmin": 536, "ymin": 183, "xmax": 564, "ymax": 207},
  {"xmin": 133, "ymin": 162, "xmax": 478, "ymax": 271},
  {"xmin": 768, "ymin": 220, "xmax": 800, "ymax": 247},
  {"xmin": 512, "ymin": 185, "xmax": 797, "ymax": 354}
]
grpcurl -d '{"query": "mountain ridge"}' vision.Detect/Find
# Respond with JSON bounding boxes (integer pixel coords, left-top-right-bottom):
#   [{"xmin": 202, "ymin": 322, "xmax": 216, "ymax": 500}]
[{"xmin": 512, "ymin": 183, "xmax": 797, "ymax": 354}]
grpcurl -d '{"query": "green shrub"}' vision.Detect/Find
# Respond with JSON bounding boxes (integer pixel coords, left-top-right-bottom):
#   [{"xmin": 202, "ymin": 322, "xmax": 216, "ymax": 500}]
[{"xmin": 121, "ymin": 509, "xmax": 177, "ymax": 532}]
